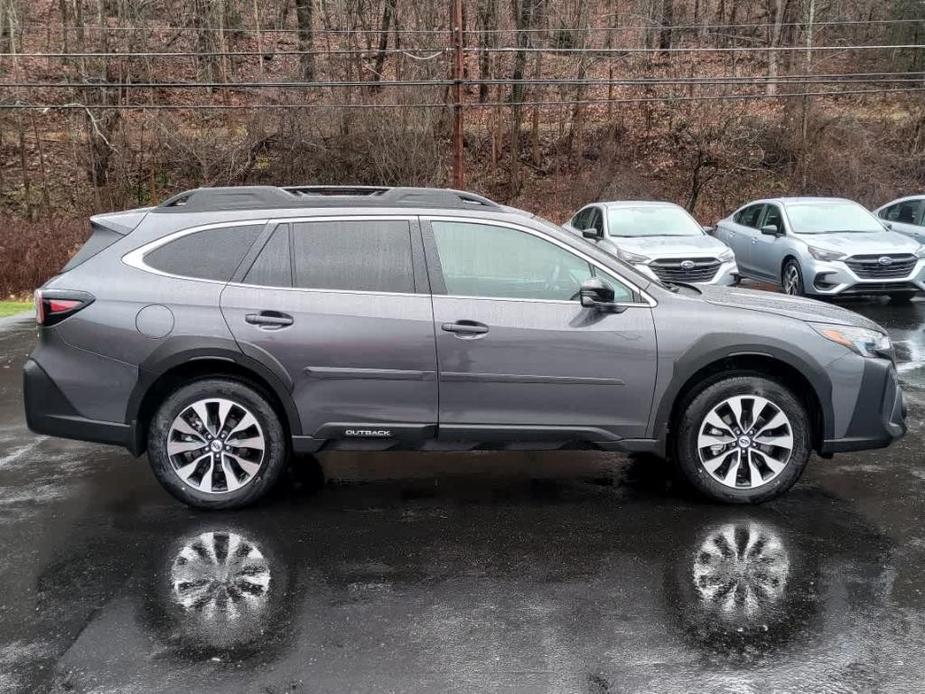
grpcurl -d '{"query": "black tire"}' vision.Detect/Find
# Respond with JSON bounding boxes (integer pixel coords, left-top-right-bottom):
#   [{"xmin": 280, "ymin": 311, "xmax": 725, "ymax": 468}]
[
  {"xmin": 888, "ymin": 292, "xmax": 915, "ymax": 304},
  {"xmin": 147, "ymin": 378, "xmax": 288, "ymax": 510},
  {"xmin": 674, "ymin": 374, "xmax": 812, "ymax": 504},
  {"xmin": 781, "ymin": 259, "xmax": 804, "ymax": 296}
]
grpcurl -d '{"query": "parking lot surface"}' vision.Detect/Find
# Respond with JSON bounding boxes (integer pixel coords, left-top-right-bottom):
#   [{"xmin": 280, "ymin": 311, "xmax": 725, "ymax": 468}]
[{"xmin": 1, "ymin": 297, "xmax": 925, "ymax": 693}]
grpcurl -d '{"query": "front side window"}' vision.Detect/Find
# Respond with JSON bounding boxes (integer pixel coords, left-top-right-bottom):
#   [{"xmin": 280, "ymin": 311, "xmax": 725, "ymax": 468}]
[
  {"xmin": 588, "ymin": 207, "xmax": 604, "ymax": 234},
  {"xmin": 882, "ymin": 200, "xmax": 924, "ymax": 226},
  {"xmin": 430, "ymin": 220, "xmax": 633, "ymax": 302},
  {"xmin": 291, "ymin": 219, "xmax": 414, "ymax": 293},
  {"xmin": 607, "ymin": 206, "xmax": 703, "ymax": 238},
  {"xmin": 736, "ymin": 205, "xmax": 764, "ymax": 229},
  {"xmin": 763, "ymin": 205, "xmax": 784, "ymax": 231},
  {"xmin": 786, "ymin": 201, "xmax": 884, "ymax": 234},
  {"xmin": 144, "ymin": 224, "xmax": 264, "ymax": 281}
]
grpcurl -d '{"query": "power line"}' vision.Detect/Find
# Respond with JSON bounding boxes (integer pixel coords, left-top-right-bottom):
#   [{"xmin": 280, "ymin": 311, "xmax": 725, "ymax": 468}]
[
  {"xmin": 3, "ymin": 72, "xmax": 923, "ymax": 90},
  {"xmin": 0, "ymin": 48, "xmax": 449, "ymax": 58},
  {"xmin": 3, "ymin": 43, "xmax": 923, "ymax": 59},
  {"xmin": 14, "ymin": 17, "xmax": 925, "ymax": 35},
  {"xmin": 468, "ymin": 43, "xmax": 925, "ymax": 54},
  {"xmin": 2, "ymin": 85, "xmax": 922, "ymax": 110}
]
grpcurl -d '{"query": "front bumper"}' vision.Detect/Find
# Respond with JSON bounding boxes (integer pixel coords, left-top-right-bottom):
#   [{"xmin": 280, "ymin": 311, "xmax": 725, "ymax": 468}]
[
  {"xmin": 23, "ymin": 358, "xmax": 140, "ymax": 454},
  {"xmin": 634, "ymin": 259, "xmax": 739, "ymax": 286},
  {"xmin": 820, "ymin": 358, "xmax": 906, "ymax": 454},
  {"xmin": 806, "ymin": 256, "xmax": 925, "ymax": 296}
]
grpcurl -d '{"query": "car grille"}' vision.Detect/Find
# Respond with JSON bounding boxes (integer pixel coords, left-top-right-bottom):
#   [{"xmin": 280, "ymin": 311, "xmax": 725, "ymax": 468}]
[
  {"xmin": 649, "ymin": 257, "xmax": 720, "ymax": 283},
  {"xmin": 845, "ymin": 254, "xmax": 917, "ymax": 279}
]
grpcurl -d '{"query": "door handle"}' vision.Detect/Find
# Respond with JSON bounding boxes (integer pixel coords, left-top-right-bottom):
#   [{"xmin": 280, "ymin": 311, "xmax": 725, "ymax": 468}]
[
  {"xmin": 245, "ymin": 311, "xmax": 294, "ymax": 329},
  {"xmin": 441, "ymin": 320, "xmax": 489, "ymax": 337}
]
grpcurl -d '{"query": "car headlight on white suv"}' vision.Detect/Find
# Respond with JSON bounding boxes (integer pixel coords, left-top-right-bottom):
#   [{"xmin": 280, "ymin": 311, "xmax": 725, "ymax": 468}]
[
  {"xmin": 718, "ymin": 247, "xmax": 735, "ymax": 262},
  {"xmin": 807, "ymin": 246, "xmax": 847, "ymax": 261},
  {"xmin": 618, "ymin": 248, "xmax": 650, "ymax": 264},
  {"xmin": 811, "ymin": 323, "xmax": 892, "ymax": 358}
]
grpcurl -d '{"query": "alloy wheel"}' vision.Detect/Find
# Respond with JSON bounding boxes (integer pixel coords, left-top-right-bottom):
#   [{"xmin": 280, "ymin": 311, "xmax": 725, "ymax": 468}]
[
  {"xmin": 696, "ymin": 395, "xmax": 794, "ymax": 489},
  {"xmin": 166, "ymin": 398, "xmax": 265, "ymax": 494},
  {"xmin": 783, "ymin": 264, "xmax": 802, "ymax": 295}
]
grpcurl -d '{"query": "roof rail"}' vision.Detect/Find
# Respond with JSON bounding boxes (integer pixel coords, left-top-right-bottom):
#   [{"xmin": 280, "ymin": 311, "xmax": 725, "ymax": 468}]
[{"xmin": 155, "ymin": 185, "xmax": 502, "ymax": 213}]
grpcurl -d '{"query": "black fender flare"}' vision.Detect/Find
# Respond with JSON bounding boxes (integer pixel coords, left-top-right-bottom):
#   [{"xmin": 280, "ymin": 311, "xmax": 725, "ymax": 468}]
[
  {"xmin": 126, "ymin": 336, "xmax": 302, "ymax": 447},
  {"xmin": 650, "ymin": 336, "xmax": 834, "ymax": 444}
]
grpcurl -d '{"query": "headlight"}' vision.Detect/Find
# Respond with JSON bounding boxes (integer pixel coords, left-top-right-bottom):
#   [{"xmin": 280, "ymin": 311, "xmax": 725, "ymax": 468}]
[
  {"xmin": 718, "ymin": 247, "xmax": 735, "ymax": 262},
  {"xmin": 915, "ymin": 245, "xmax": 925, "ymax": 258},
  {"xmin": 807, "ymin": 246, "xmax": 846, "ymax": 261},
  {"xmin": 617, "ymin": 248, "xmax": 650, "ymax": 264},
  {"xmin": 811, "ymin": 323, "xmax": 892, "ymax": 358}
]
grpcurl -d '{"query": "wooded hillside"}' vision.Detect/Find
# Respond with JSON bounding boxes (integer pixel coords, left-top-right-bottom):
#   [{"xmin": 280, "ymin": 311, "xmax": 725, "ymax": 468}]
[{"xmin": 0, "ymin": 0, "xmax": 923, "ymax": 293}]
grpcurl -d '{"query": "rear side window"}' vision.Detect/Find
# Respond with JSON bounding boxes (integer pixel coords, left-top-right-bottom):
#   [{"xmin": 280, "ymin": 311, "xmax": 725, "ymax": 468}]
[
  {"xmin": 145, "ymin": 224, "xmax": 263, "ymax": 281},
  {"xmin": 292, "ymin": 220, "xmax": 414, "ymax": 293},
  {"xmin": 244, "ymin": 225, "xmax": 292, "ymax": 287}
]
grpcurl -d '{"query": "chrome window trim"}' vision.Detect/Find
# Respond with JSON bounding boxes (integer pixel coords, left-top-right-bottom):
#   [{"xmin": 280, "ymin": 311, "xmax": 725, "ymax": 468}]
[
  {"xmin": 425, "ymin": 215, "xmax": 657, "ymax": 307},
  {"xmin": 122, "ymin": 213, "xmax": 656, "ymax": 306},
  {"xmin": 122, "ymin": 218, "xmax": 270, "ymax": 284}
]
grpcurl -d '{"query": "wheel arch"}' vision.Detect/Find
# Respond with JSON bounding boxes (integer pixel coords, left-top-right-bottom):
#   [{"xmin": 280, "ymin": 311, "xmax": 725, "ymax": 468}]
[
  {"xmin": 126, "ymin": 337, "xmax": 301, "ymax": 455},
  {"xmin": 654, "ymin": 348, "xmax": 831, "ymax": 456}
]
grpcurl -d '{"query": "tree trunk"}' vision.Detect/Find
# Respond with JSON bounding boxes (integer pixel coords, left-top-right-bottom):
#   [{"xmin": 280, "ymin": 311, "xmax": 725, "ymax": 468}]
[
  {"xmin": 295, "ymin": 0, "xmax": 315, "ymax": 81},
  {"xmin": 370, "ymin": 0, "xmax": 396, "ymax": 89},
  {"xmin": 766, "ymin": 0, "xmax": 785, "ymax": 95},
  {"xmin": 659, "ymin": 0, "xmax": 673, "ymax": 51},
  {"xmin": 477, "ymin": 0, "xmax": 497, "ymax": 103}
]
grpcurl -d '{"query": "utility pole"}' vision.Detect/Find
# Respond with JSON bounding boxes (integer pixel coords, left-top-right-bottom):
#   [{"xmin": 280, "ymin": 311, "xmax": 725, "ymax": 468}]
[{"xmin": 452, "ymin": 0, "xmax": 465, "ymax": 189}]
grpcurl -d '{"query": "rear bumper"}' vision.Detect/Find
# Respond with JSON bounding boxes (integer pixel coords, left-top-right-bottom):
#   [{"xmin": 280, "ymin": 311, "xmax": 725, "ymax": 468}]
[
  {"xmin": 23, "ymin": 358, "xmax": 141, "ymax": 454},
  {"xmin": 820, "ymin": 358, "xmax": 906, "ymax": 454}
]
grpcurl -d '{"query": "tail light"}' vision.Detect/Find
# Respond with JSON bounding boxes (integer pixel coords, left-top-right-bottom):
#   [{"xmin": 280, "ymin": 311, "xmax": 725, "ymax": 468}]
[{"xmin": 34, "ymin": 289, "xmax": 95, "ymax": 326}]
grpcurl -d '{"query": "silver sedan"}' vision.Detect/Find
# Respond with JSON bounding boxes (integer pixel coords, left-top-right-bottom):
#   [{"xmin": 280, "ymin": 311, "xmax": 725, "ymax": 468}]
[
  {"xmin": 715, "ymin": 197, "xmax": 925, "ymax": 300},
  {"xmin": 565, "ymin": 201, "xmax": 739, "ymax": 286}
]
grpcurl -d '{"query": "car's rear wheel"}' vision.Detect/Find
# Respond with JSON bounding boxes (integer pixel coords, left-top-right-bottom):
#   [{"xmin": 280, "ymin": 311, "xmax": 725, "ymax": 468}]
[
  {"xmin": 674, "ymin": 375, "xmax": 811, "ymax": 504},
  {"xmin": 781, "ymin": 260, "xmax": 804, "ymax": 296},
  {"xmin": 148, "ymin": 379, "xmax": 288, "ymax": 509}
]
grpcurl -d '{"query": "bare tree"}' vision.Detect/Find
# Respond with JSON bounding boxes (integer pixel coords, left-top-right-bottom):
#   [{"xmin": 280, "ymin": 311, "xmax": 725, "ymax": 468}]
[{"xmin": 295, "ymin": 0, "xmax": 315, "ymax": 80}]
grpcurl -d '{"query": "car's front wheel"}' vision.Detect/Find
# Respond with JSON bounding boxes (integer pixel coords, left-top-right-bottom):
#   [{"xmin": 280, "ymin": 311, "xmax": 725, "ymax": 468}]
[
  {"xmin": 674, "ymin": 375, "xmax": 812, "ymax": 504},
  {"xmin": 781, "ymin": 259, "xmax": 805, "ymax": 296},
  {"xmin": 148, "ymin": 379, "xmax": 289, "ymax": 509}
]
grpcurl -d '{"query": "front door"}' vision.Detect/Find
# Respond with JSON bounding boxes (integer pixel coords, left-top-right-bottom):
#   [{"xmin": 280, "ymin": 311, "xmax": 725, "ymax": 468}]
[
  {"xmin": 220, "ymin": 217, "xmax": 438, "ymax": 444},
  {"xmin": 423, "ymin": 218, "xmax": 658, "ymax": 445}
]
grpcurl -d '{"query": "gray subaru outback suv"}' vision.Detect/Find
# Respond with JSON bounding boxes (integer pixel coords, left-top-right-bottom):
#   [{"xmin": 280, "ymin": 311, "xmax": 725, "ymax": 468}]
[{"xmin": 24, "ymin": 186, "xmax": 905, "ymax": 509}]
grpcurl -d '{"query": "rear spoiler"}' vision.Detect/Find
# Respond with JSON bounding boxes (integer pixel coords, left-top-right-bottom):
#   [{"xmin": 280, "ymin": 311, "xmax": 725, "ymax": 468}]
[
  {"xmin": 89, "ymin": 207, "xmax": 153, "ymax": 235},
  {"xmin": 61, "ymin": 207, "xmax": 153, "ymax": 272}
]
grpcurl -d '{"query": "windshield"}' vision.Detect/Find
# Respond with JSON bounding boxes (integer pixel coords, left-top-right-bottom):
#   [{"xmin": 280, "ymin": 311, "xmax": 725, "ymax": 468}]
[
  {"xmin": 606, "ymin": 206, "xmax": 704, "ymax": 238},
  {"xmin": 786, "ymin": 201, "xmax": 884, "ymax": 234}
]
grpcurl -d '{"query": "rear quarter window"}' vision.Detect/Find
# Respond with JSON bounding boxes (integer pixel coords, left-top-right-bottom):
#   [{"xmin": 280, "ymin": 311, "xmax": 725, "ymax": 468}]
[{"xmin": 144, "ymin": 224, "xmax": 264, "ymax": 281}]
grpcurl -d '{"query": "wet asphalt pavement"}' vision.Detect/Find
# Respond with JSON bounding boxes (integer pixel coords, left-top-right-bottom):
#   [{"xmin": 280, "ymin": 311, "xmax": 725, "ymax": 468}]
[{"xmin": 2, "ymin": 297, "xmax": 925, "ymax": 693}]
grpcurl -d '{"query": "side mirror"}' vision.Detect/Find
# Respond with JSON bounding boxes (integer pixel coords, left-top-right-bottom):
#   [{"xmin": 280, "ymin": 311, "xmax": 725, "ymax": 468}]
[
  {"xmin": 760, "ymin": 223, "xmax": 781, "ymax": 236},
  {"xmin": 882, "ymin": 220, "xmax": 894, "ymax": 230},
  {"xmin": 702, "ymin": 225, "xmax": 716, "ymax": 234},
  {"xmin": 580, "ymin": 278, "xmax": 622, "ymax": 312},
  {"xmin": 581, "ymin": 227, "xmax": 602, "ymax": 239}
]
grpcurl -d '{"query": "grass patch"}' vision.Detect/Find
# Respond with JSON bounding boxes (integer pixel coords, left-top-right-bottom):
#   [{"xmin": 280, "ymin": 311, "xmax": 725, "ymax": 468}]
[{"xmin": 0, "ymin": 301, "xmax": 32, "ymax": 318}]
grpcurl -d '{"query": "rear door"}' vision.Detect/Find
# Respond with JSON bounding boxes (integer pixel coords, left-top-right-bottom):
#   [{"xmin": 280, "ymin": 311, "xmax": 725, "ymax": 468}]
[
  {"xmin": 220, "ymin": 216, "xmax": 438, "ymax": 445},
  {"xmin": 422, "ymin": 216, "xmax": 657, "ymax": 445},
  {"xmin": 723, "ymin": 203, "xmax": 764, "ymax": 276}
]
